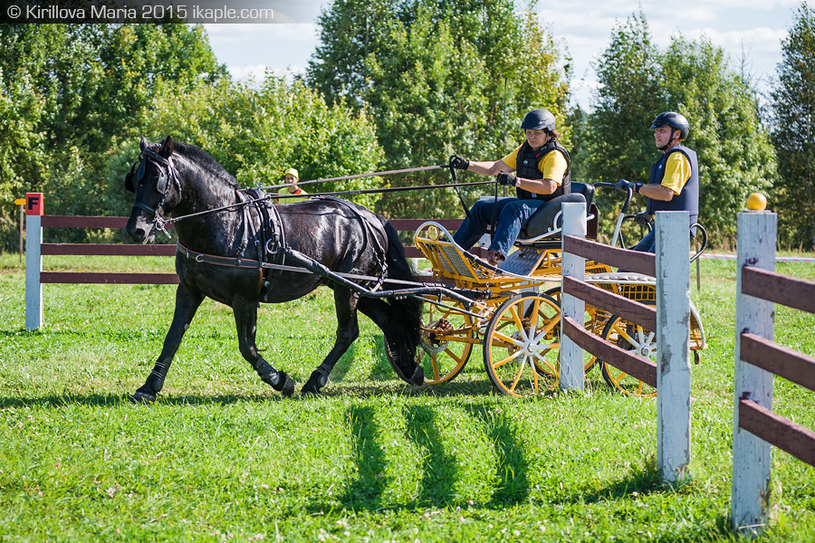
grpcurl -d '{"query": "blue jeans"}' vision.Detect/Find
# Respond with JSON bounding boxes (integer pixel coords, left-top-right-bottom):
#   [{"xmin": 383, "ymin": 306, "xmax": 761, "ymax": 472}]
[
  {"xmin": 631, "ymin": 229, "xmax": 655, "ymax": 253},
  {"xmin": 453, "ymin": 197, "xmax": 548, "ymax": 257}
]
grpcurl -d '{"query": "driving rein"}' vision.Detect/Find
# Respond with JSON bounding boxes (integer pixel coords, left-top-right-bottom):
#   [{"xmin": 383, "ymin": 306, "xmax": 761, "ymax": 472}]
[{"xmin": 130, "ymin": 150, "xmax": 488, "ymax": 312}]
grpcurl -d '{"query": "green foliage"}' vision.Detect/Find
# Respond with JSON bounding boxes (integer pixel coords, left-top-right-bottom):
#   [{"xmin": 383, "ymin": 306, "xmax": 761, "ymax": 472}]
[
  {"xmin": 307, "ymin": 0, "xmax": 571, "ymax": 218},
  {"xmin": 127, "ymin": 76, "xmax": 384, "ymax": 210},
  {"xmin": 580, "ymin": 13, "xmax": 776, "ymax": 244},
  {"xmin": 576, "ymin": 14, "xmax": 664, "ymax": 230},
  {"xmin": 0, "ymin": 23, "xmax": 227, "ymax": 246},
  {"xmin": 772, "ymin": 3, "xmax": 815, "ymax": 249},
  {"xmin": 662, "ymin": 36, "xmax": 775, "ymax": 240},
  {"xmin": 0, "ymin": 24, "xmax": 383, "ymax": 247},
  {"xmin": 581, "ymin": 13, "xmax": 663, "ymax": 184}
]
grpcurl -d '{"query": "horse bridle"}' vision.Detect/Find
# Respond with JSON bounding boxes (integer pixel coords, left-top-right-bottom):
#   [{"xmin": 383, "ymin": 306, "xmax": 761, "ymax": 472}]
[{"xmin": 126, "ymin": 148, "xmax": 180, "ymax": 218}]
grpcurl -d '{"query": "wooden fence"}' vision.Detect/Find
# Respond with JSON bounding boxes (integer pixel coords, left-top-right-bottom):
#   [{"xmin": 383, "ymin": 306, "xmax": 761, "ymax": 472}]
[
  {"xmin": 559, "ymin": 203, "xmax": 692, "ymax": 484},
  {"xmin": 731, "ymin": 210, "xmax": 815, "ymax": 536},
  {"xmin": 22, "ymin": 193, "xmax": 461, "ymax": 330}
]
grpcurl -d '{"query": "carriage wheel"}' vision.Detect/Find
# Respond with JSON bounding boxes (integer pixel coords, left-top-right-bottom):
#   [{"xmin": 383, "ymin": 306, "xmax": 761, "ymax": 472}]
[
  {"xmin": 543, "ymin": 286, "xmax": 599, "ymax": 373},
  {"xmin": 416, "ymin": 302, "xmax": 475, "ymax": 385},
  {"xmin": 598, "ymin": 314, "xmax": 657, "ymax": 398},
  {"xmin": 483, "ymin": 293, "xmax": 560, "ymax": 397}
]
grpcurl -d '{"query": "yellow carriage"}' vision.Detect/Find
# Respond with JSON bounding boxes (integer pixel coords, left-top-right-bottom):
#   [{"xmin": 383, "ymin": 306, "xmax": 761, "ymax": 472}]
[{"xmin": 412, "ymin": 182, "xmax": 707, "ymax": 397}]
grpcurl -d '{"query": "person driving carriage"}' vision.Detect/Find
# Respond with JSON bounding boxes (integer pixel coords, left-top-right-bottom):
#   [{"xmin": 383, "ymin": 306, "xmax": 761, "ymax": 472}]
[
  {"xmin": 449, "ymin": 108, "xmax": 571, "ymax": 266},
  {"xmin": 616, "ymin": 111, "xmax": 699, "ymax": 253}
]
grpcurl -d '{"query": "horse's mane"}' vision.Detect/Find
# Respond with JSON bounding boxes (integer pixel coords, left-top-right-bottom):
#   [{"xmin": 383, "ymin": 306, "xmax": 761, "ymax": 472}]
[{"xmin": 154, "ymin": 140, "xmax": 240, "ymax": 189}]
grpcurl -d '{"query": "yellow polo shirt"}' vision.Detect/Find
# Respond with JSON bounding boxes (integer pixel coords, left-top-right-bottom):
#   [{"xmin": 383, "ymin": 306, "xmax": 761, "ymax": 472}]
[
  {"xmin": 662, "ymin": 152, "xmax": 692, "ymax": 194},
  {"xmin": 501, "ymin": 145, "xmax": 568, "ymax": 184}
]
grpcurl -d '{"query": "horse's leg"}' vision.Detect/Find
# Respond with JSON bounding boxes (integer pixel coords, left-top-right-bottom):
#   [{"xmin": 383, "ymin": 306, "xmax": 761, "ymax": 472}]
[
  {"xmin": 131, "ymin": 284, "xmax": 204, "ymax": 404},
  {"xmin": 302, "ymin": 288, "xmax": 359, "ymax": 395},
  {"xmin": 233, "ymin": 298, "xmax": 296, "ymax": 397}
]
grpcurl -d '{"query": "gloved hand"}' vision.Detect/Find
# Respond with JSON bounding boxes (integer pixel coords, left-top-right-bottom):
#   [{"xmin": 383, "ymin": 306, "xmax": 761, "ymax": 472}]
[
  {"xmin": 450, "ymin": 155, "xmax": 469, "ymax": 170},
  {"xmin": 634, "ymin": 211, "xmax": 652, "ymax": 228},
  {"xmin": 497, "ymin": 172, "xmax": 518, "ymax": 187},
  {"xmin": 614, "ymin": 179, "xmax": 643, "ymax": 193}
]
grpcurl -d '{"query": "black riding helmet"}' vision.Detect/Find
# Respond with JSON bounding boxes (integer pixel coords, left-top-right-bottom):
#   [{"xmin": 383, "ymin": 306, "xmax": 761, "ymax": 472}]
[
  {"xmin": 521, "ymin": 108, "xmax": 556, "ymax": 132},
  {"xmin": 650, "ymin": 111, "xmax": 690, "ymax": 139}
]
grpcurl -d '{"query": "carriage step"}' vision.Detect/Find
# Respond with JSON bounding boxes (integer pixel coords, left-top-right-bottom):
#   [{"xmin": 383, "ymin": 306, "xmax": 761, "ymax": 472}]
[{"xmin": 498, "ymin": 248, "xmax": 548, "ymax": 276}]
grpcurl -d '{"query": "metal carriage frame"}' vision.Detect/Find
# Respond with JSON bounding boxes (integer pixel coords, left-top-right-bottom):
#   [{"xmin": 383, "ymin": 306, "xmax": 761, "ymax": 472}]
[{"xmin": 410, "ymin": 186, "xmax": 707, "ymax": 398}]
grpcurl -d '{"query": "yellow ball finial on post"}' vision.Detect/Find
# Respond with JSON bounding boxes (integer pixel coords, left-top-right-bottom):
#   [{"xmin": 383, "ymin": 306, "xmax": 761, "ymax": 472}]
[{"xmin": 746, "ymin": 192, "xmax": 767, "ymax": 211}]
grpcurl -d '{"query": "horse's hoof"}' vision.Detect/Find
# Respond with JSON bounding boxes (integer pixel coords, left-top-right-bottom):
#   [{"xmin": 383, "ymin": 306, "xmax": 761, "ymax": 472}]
[
  {"xmin": 301, "ymin": 372, "xmax": 324, "ymax": 396},
  {"xmin": 300, "ymin": 385, "xmax": 320, "ymax": 397},
  {"xmin": 275, "ymin": 371, "xmax": 296, "ymax": 397},
  {"xmin": 130, "ymin": 390, "xmax": 156, "ymax": 404},
  {"xmin": 410, "ymin": 364, "xmax": 425, "ymax": 386}
]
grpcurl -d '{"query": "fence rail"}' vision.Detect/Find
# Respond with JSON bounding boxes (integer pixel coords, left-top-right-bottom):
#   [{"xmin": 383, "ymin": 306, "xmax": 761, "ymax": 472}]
[
  {"xmin": 731, "ymin": 210, "xmax": 815, "ymax": 536},
  {"xmin": 23, "ymin": 196, "xmax": 462, "ymax": 329},
  {"xmin": 561, "ymin": 316, "xmax": 657, "ymax": 387},
  {"xmin": 563, "ymin": 235, "xmax": 655, "ymax": 276},
  {"xmin": 561, "ymin": 275, "xmax": 656, "ymax": 330},
  {"xmin": 559, "ymin": 203, "xmax": 691, "ymax": 483},
  {"xmin": 741, "ymin": 265, "xmax": 815, "ymax": 314},
  {"xmin": 35, "ymin": 216, "xmax": 461, "ymax": 262}
]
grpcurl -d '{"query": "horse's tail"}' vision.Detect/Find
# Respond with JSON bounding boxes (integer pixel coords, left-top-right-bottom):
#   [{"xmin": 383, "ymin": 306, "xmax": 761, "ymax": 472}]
[
  {"xmin": 383, "ymin": 220, "xmax": 422, "ymax": 345},
  {"xmin": 379, "ymin": 220, "xmax": 424, "ymax": 383}
]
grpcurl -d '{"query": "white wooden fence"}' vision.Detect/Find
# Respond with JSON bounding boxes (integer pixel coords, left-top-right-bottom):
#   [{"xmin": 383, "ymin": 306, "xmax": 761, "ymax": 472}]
[
  {"xmin": 559, "ymin": 203, "xmax": 692, "ymax": 484},
  {"xmin": 731, "ymin": 210, "xmax": 815, "ymax": 536}
]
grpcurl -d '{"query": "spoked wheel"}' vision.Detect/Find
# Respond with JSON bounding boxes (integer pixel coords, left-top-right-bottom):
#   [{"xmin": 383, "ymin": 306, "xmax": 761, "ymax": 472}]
[
  {"xmin": 416, "ymin": 302, "xmax": 475, "ymax": 385},
  {"xmin": 599, "ymin": 314, "xmax": 657, "ymax": 398},
  {"xmin": 543, "ymin": 286, "xmax": 600, "ymax": 374},
  {"xmin": 483, "ymin": 293, "xmax": 561, "ymax": 397}
]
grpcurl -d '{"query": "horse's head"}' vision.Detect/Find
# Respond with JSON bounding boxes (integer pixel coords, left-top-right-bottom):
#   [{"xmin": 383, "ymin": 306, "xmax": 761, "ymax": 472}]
[{"xmin": 125, "ymin": 136, "xmax": 180, "ymax": 244}]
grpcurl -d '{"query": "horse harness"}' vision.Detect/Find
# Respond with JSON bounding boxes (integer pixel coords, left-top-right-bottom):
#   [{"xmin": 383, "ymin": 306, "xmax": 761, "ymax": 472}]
[
  {"xmin": 127, "ymin": 152, "xmax": 489, "ymax": 314},
  {"xmin": 125, "ymin": 148, "xmax": 181, "ymax": 222},
  {"xmin": 176, "ymin": 191, "xmax": 389, "ymax": 296},
  {"xmin": 245, "ymin": 187, "xmax": 287, "ymax": 272}
]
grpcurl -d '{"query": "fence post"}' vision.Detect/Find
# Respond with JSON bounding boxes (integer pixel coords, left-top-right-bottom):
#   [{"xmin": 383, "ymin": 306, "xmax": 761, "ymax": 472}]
[
  {"xmin": 654, "ymin": 210, "xmax": 691, "ymax": 483},
  {"xmin": 731, "ymin": 211, "xmax": 776, "ymax": 535},
  {"xmin": 560, "ymin": 201, "xmax": 586, "ymax": 392},
  {"xmin": 25, "ymin": 192, "xmax": 44, "ymax": 331}
]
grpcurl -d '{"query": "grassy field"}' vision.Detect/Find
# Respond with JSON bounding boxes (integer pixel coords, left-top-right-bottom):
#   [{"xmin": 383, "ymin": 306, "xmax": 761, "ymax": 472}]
[{"xmin": 0, "ymin": 253, "xmax": 813, "ymax": 542}]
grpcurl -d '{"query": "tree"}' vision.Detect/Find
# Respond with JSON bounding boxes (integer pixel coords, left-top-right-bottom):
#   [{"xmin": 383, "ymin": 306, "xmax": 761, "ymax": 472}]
[
  {"xmin": 108, "ymin": 75, "xmax": 384, "ymax": 215},
  {"xmin": 0, "ymin": 24, "xmax": 227, "ymax": 246},
  {"xmin": 307, "ymin": 0, "xmax": 571, "ymax": 218},
  {"xmin": 583, "ymin": 13, "xmax": 775, "ymax": 244},
  {"xmin": 662, "ymin": 36, "xmax": 774, "ymax": 240},
  {"xmin": 772, "ymin": 3, "xmax": 815, "ymax": 249},
  {"xmin": 580, "ymin": 13, "xmax": 662, "ymax": 184}
]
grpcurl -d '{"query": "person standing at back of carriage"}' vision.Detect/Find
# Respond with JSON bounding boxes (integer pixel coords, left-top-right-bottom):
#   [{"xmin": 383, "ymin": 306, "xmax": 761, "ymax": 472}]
[
  {"xmin": 615, "ymin": 111, "xmax": 699, "ymax": 253},
  {"xmin": 449, "ymin": 108, "xmax": 571, "ymax": 266}
]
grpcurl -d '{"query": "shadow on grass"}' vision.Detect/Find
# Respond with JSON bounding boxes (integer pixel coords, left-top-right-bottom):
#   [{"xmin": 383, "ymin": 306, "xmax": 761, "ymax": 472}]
[
  {"xmin": 462, "ymin": 403, "xmax": 530, "ymax": 507},
  {"xmin": 315, "ymin": 378, "xmax": 498, "ymax": 399},
  {"xmin": 303, "ymin": 400, "xmax": 534, "ymax": 514},
  {"xmin": 339, "ymin": 405, "xmax": 387, "ymax": 509},
  {"xmin": 0, "ymin": 377, "xmax": 501, "ymax": 408},
  {"xmin": 555, "ymin": 456, "xmax": 696, "ymax": 505},
  {"xmin": 403, "ymin": 404, "xmax": 458, "ymax": 506}
]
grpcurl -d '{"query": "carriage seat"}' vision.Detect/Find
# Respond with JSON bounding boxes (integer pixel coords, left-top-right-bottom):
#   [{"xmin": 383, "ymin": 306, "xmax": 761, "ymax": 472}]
[{"xmin": 517, "ymin": 182, "xmax": 595, "ymax": 244}]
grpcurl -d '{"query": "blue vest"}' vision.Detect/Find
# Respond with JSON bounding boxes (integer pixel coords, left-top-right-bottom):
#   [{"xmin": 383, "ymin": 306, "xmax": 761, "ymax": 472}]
[
  {"xmin": 646, "ymin": 145, "xmax": 699, "ymax": 226},
  {"xmin": 515, "ymin": 140, "xmax": 571, "ymax": 201}
]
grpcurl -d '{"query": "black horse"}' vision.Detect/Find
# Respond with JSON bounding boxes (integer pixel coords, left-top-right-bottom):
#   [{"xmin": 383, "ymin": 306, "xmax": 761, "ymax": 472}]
[{"xmin": 124, "ymin": 136, "xmax": 424, "ymax": 402}]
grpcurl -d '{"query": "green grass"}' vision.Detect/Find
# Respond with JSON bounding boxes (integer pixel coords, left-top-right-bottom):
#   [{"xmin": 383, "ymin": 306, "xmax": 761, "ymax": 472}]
[{"xmin": 0, "ymin": 253, "xmax": 814, "ymax": 541}]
